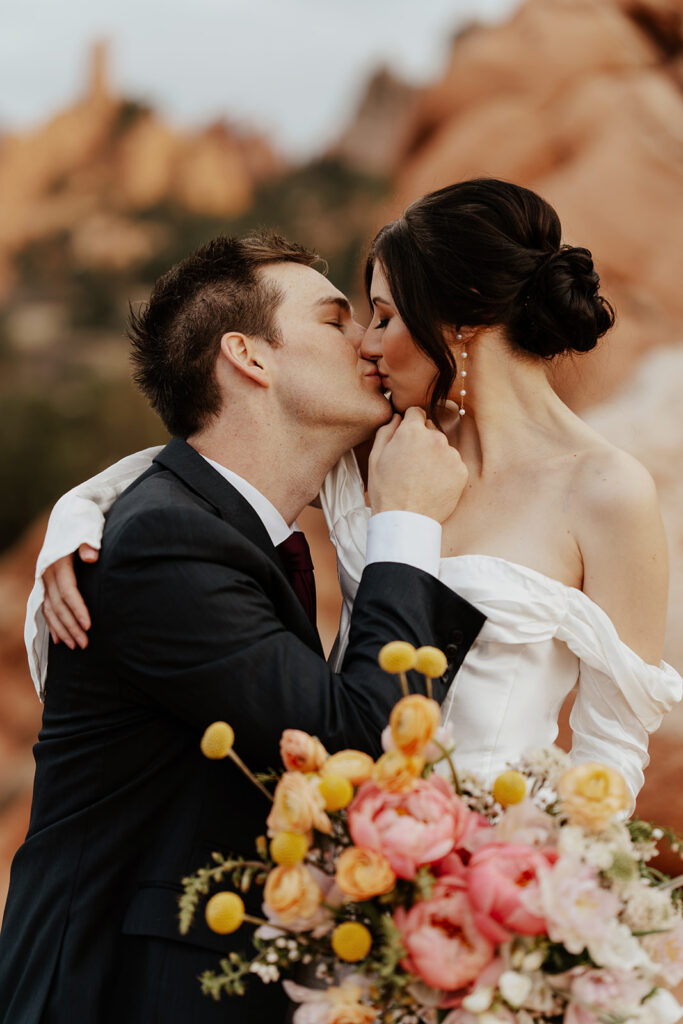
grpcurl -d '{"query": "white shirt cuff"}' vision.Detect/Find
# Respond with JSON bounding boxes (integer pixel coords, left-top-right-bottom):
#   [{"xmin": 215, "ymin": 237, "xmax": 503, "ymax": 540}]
[{"xmin": 365, "ymin": 511, "xmax": 442, "ymax": 580}]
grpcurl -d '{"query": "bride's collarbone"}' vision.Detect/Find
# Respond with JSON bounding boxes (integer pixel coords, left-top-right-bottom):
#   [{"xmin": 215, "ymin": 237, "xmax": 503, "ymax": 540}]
[{"xmin": 440, "ymin": 485, "xmax": 584, "ymax": 589}]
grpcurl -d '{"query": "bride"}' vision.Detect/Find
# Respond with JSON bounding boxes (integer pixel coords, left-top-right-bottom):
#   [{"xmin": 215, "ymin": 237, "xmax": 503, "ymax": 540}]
[{"xmin": 28, "ymin": 178, "xmax": 681, "ymax": 806}]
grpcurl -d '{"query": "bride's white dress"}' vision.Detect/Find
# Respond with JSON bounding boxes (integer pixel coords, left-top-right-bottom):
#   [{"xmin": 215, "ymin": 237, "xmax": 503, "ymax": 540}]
[
  {"xmin": 26, "ymin": 447, "xmax": 682, "ymax": 808},
  {"xmin": 319, "ymin": 452, "xmax": 682, "ymax": 804}
]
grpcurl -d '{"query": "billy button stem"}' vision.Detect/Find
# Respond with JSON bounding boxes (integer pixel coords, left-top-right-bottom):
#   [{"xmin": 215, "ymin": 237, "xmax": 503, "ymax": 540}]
[{"xmin": 200, "ymin": 721, "xmax": 274, "ymax": 802}]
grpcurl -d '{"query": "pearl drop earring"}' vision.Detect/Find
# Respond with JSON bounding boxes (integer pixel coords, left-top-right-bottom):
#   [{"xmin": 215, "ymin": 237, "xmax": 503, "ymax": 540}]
[{"xmin": 456, "ymin": 332, "xmax": 467, "ymax": 418}]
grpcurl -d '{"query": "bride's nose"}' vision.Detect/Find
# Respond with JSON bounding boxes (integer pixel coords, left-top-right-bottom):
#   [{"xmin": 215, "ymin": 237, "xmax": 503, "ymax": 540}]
[{"xmin": 359, "ymin": 323, "xmax": 381, "ymax": 361}]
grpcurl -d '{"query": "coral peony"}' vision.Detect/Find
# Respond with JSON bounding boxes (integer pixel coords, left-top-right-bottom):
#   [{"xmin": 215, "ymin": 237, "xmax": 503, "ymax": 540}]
[
  {"xmin": 280, "ymin": 730, "xmax": 328, "ymax": 773},
  {"xmin": 466, "ymin": 843, "xmax": 557, "ymax": 942},
  {"xmin": 266, "ymin": 772, "xmax": 332, "ymax": 837},
  {"xmin": 348, "ymin": 776, "xmax": 471, "ymax": 880},
  {"xmin": 395, "ymin": 877, "xmax": 495, "ymax": 991}
]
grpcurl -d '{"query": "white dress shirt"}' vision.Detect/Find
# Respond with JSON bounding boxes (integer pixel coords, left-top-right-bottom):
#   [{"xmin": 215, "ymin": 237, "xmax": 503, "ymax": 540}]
[{"xmin": 25, "ymin": 448, "xmax": 442, "ymax": 698}]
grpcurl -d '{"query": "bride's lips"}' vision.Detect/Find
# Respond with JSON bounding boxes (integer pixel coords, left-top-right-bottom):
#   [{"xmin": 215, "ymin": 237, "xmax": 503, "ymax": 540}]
[{"xmin": 363, "ymin": 369, "xmax": 382, "ymax": 385}]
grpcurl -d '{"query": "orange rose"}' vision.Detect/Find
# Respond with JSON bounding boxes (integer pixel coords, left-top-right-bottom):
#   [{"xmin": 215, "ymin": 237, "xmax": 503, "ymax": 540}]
[
  {"xmin": 280, "ymin": 730, "xmax": 328, "ymax": 773},
  {"xmin": 266, "ymin": 772, "xmax": 332, "ymax": 837},
  {"xmin": 372, "ymin": 750, "xmax": 425, "ymax": 793},
  {"xmin": 322, "ymin": 750, "xmax": 374, "ymax": 787},
  {"xmin": 557, "ymin": 762, "xmax": 631, "ymax": 833},
  {"xmin": 335, "ymin": 846, "xmax": 396, "ymax": 900},
  {"xmin": 263, "ymin": 864, "xmax": 322, "ymax": 925},
  {"xmin": 390, "ymin": 694, "xmax": 441, "ymax": 757}
]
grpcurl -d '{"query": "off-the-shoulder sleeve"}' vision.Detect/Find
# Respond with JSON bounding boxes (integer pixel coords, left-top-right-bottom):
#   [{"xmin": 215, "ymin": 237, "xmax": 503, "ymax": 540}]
[
  {"xmin": 25, "ymin": 446, "xmax": 162, "ymax": 699},
  {"xmin": 560, "ymin": 591, "xmax": 683, "ymax": 809},
  {"xmin": 319, "ymin": 451, "xmax": 370, "ymax": 669}
]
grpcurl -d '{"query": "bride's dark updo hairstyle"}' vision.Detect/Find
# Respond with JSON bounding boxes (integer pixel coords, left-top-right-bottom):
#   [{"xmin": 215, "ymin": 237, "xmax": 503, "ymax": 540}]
[{"xmin": 365, "ymin": 178, "xmax": 615, "ymax": 418}]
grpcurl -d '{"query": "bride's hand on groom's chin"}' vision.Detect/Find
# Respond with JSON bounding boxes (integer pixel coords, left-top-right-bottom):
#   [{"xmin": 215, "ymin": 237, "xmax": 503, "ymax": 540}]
[
  {"xmin": 42, "ymin": 543, "xmax": 98, "ymax": 649},
  {"xmin": 368, "ymin": 407, "xmax": 467, "ymax": 523}
]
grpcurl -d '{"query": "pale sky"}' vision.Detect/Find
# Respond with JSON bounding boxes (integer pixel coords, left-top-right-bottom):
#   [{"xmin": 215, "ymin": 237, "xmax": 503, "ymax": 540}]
[{"xmin": 0, "ymin": 0, "xmax": 519, "ymax": 157}]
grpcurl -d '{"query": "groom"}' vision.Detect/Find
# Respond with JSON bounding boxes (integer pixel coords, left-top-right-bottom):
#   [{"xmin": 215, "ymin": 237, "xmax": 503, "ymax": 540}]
[{"xmin": 0, "ymin": 233, "xmax": 483, "ymax": 1023}]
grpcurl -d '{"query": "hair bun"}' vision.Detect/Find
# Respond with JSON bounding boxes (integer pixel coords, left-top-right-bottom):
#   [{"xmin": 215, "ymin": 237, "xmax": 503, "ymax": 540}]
[{"xmin": 515, "ymin": 244, "xmax": 615, "ymax": 358}]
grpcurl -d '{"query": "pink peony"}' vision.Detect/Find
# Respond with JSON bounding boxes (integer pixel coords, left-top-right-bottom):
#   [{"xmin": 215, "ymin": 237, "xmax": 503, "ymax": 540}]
[
  {"xmin": 536, "ymin": 857, "xmax": 620, "ymax": 955},
  {"xmin": 643, "ymin": 918, "xmax": 683, "ymax": 987},
  {"xmin": 395, "ymin": 875, "xmax": 495, "ymax": 992},
  {"xmin": 347, "ymin": 776, "xmax": 472, "ymax": 880},
  {"xmin": 466, "ymin": 843, "xmax": 557, "ymax": 943},
  {"xmin": 494, "ymin": 798, "xmax": 558, "ymax": 848},
  {"xmin": 564, "ymin": 968, "xmax": 651, "ymax": 1024}
]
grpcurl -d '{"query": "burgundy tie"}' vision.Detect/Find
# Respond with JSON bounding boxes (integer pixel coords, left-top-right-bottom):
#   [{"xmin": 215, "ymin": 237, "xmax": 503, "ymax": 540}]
[{"xmin": 276, "ymin": 531, "xmax": 317, "ymax": 628}]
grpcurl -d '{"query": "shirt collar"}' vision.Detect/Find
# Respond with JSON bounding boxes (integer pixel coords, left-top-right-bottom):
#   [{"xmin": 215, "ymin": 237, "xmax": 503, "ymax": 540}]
[{"xmin": 200, "ymin": 455, "xmax": 295, "ymax": 547}]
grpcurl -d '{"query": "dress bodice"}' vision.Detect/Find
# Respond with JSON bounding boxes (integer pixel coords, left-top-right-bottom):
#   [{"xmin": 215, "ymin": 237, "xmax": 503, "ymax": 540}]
[{"xmin": 320, "ymin": 452, "xmax": 682, "ymax": 805}]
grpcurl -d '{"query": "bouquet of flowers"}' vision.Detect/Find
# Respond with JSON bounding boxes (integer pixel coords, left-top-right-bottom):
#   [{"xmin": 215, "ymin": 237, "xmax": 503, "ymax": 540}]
[{"xmin": 179, "ymin": 641, "xmax": 683, "ymax": 1024}]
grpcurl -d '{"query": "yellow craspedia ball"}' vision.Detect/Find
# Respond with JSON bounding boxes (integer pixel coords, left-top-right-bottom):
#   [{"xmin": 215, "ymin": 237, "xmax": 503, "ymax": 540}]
[
  {"xmin": 493, "ymin": 770, "xmax": 527, "ymax": 806},
  {"xmin": 319, "ymin": 774, "xmax": 354, "ymax": 812},
  {"xmin": 414, "ymin": 646, "xmax": 448, "ymax": 678},
  {"xmin": 200, "ymin": 721, "xmax": 235, "ymax": 759},
  {"xmin": 378, "ymin": 642, "xmax": 416, "ymax": 674},
  {"xmin": 331, "ymin": 921, "xmax": 372, "ymax": 962},
  {"xmin": 270, "ymin": 831, "xmax": 310, "ymax": 866},
  {"xmin": 205, "ymin": 891, "xmax": 245, "ymax": 934}
]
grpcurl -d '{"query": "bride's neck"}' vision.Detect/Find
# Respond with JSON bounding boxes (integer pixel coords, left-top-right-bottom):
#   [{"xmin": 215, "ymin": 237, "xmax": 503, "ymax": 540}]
[{"xmin": 445, "ymin": 328, "xmax": 572, "ymax": 474}]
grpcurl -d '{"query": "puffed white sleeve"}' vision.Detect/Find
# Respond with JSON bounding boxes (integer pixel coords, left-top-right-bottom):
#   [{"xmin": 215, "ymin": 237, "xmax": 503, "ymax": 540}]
[
  {"xmin": 25, "ymin": 446, "xmax": 162, "ymax": 699},
  {"xmin": 318, "ymin": 451, "xmax": 370, "ymax": 670},
  {"xmin": 560, "ymin": 592, "xmax": 682, "ymax": 811}
]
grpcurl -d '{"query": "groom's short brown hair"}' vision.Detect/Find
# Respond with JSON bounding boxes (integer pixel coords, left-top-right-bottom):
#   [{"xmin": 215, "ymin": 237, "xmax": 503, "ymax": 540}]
[{"xmin": 129, "ymin": 232, "xmax": 319, "ymax": 438}]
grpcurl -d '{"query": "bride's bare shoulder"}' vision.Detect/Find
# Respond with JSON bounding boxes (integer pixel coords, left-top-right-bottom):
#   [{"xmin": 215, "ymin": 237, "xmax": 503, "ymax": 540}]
[{"xmin": 572, "ymin": 438, "xmax": 659, "ymax": 520}]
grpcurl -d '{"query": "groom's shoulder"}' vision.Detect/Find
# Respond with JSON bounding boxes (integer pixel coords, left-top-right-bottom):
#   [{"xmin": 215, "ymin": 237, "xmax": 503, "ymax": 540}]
[{"xmin": 102, "ymin": 464, "xmax": 225, "ymax": 556}]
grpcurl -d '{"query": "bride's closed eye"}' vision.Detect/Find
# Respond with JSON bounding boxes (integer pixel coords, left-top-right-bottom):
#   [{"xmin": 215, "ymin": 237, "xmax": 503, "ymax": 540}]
[{"xmin": 374, "ymin": 318, "xmax": 389, "ymax": 330}]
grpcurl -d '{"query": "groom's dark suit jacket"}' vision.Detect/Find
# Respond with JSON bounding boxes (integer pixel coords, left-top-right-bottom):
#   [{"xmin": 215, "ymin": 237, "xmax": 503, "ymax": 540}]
[{"xmin": 0, "ymin": 439, "xmax": 484, "ymax": 1024}]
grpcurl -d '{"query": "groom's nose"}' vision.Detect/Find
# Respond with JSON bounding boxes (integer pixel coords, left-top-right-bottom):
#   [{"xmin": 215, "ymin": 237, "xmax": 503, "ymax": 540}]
[{"xmin": 350, "ymin": 319, "xmax": 366, "ymax": 351}]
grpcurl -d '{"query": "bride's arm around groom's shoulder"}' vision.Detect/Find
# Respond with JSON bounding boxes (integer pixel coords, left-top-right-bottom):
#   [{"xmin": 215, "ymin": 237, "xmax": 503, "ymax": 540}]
[
  {"xmin": 574, "ymin": 445, "xmax": 668, "ymax": 665},
  {"xmin": 25, "ymin": 447, "xmax": 161, "ymax": 693}
]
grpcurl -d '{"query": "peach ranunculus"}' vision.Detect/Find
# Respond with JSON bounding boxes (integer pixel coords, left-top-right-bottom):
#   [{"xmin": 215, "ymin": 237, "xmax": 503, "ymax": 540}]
[
  {"xmin": 280, "ymin": 730, "xmax": 328, "ymax": 773},
  {"xmin": 372, "ymin": 750, "xmax": 425, "ymax": 793},
  {"xmin": 266, "ymin": 772, "xmax": 332, "ymax": 838},
  {"xmin": 322, "ymin": 750, "xmax": 375, "ymax": 787},
  {"xmin": 389, "ymin": 694, "xmax": 441, "ymax": 757},
  {"xmin": 557, "ymin": 763, "xmax": 630, "ymax": 833},
  {"xmin": 335, "ymin": 847, "xmax": 397, "ymax": 901},
  {"xmin": 283, "ymin": 978, "xmax": 378, "ymax": 1024},
  {"xmin": 263, "ymin": 863, "xmax": 323, "ymax": 929},
  {"xmin": 347, "ymin": 775, "xmax": 472, "ymax": 880},
  {"xmin": 466, "ymin": 843, "xmax": 557, "ymax": 943},
  {"xmin": 395, "ymin": 875, "xmax": 495, "ymax": 992}
]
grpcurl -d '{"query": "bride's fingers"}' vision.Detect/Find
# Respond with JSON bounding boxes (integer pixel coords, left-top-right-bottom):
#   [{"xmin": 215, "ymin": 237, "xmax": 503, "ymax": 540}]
[
  {"xmin": 54, "ymin": 556, "xmax": 92, "ymax": 631},
  {"xmin": 43, "ymin": 570, "xmax": 89, "ymax": 649},
  {"xmin": 78, "ymin": 543, "xmax": 99, "ymax": 564},
  {"xmin": 43, "ymin": 595, "xmax": 74, "ymax": 649},
  {"xmin": 369, "ymin": 413, "xmax": 401, "ymax": 460}
]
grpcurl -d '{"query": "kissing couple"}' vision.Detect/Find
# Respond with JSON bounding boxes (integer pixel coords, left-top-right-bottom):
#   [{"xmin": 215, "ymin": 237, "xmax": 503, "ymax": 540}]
[{"xmin": 2, "ymin": 178, "xmax": 680, "ymax": 1023}]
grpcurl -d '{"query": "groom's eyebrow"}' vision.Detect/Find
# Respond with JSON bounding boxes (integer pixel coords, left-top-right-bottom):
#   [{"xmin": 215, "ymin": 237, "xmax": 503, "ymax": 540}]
[{"xmin": 314, "ymin": 296, "xmax": 355, "ymax": 319}]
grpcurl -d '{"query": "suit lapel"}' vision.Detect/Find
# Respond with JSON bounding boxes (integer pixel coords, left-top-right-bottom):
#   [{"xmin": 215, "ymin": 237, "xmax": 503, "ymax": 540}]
[{"xmin": 153, "ymin": 438, "xmax": 323, "ymax": 654}]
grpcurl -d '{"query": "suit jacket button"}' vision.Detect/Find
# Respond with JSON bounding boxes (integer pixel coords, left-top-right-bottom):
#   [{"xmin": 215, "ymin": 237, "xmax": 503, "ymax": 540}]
[
  {"xmin": 449, "ymin": 629, "xmax": 464, "ymax": 644},
  {"xmin": 445, "ymin": 643, "xmax": 459, "ymax": 658}
]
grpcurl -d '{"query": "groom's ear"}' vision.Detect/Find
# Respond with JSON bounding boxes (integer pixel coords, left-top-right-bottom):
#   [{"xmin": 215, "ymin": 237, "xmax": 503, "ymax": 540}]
[{"xmin": 220, "ymin": 332, "xmax": 270, "ymax": 388}]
